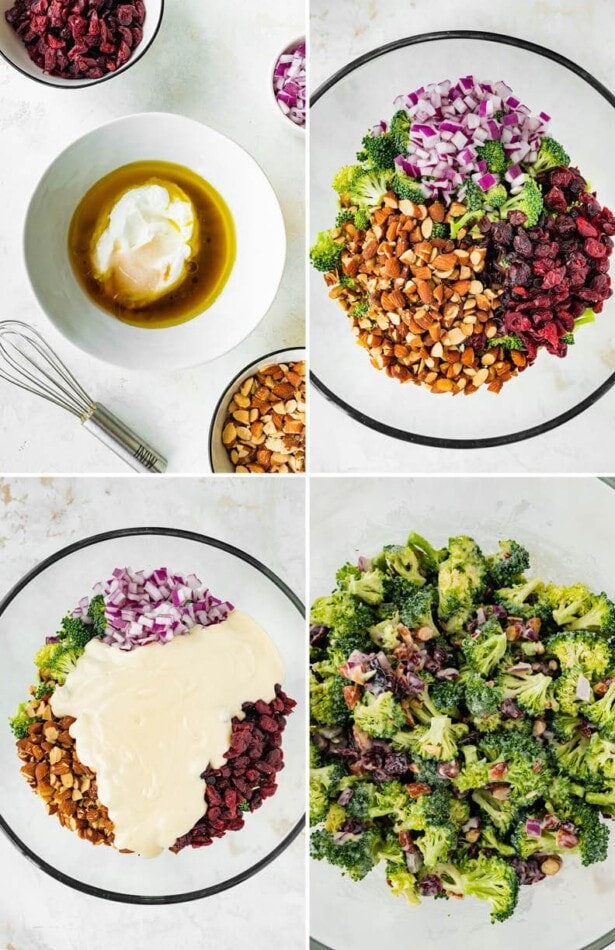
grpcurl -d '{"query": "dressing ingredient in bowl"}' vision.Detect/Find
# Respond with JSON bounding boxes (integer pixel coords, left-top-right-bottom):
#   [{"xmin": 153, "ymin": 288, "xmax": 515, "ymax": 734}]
[{"xmin": 51, "ymin": 609, "xmax": 284, "ymax": 857}]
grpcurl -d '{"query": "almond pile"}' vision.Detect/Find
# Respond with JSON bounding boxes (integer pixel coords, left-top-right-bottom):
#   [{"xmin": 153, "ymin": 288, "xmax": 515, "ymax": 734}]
[
  {"xmin": 327, "ymin": 196, "xmax": 522, "ymax": 394},
  {"xmin": 221, "ymin": 360, "xmax": 306, "ymax": 473},
  {"xmin": 16, "ymin": 692, "xmax": 114, "ymax": 847}
]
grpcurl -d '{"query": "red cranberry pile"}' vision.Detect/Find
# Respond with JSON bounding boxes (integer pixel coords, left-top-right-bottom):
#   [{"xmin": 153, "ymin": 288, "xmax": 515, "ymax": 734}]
[
  {"xmin": 478, "ymin": 166, "xmax": 614, "ymax": 365},
  {"xmin": 171, "ymin": 686, "xmax": 296, "ymax": 852},
  {"xmin": 5, "ymin": 0, "xmax": 146, "ymax": 80}
]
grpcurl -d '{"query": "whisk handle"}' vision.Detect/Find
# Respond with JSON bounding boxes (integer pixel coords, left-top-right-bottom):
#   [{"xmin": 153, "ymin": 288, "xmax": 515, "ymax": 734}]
[{"xmin": 82, "ymin": 404, "xmax": 167, "ymax": 474}]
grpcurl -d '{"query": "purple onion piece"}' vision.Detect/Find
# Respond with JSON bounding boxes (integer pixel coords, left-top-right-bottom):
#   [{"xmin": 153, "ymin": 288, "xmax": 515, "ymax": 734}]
[
  {"xmin": 358, "ymin": 556, "xmax": 373, "ymax": 573},
  {"xmin": 337, "ymin": 788, "xmax": 354, "ymax": 807},
  {"xmin": 420, "ymin": 874, "xmax": 444, "ymax": 897}
]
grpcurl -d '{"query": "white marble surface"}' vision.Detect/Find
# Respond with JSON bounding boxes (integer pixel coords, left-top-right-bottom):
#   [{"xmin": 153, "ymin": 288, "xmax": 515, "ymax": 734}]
[
  {"xmin": 309, "ymin": 0, "xmax": 615, "ymax": 474},
  {"xmin": 0, "ymin": 0, "xmax": 305, "ymax": 474},
  {"xmin": 0, "ymin": 475, "xmax": 306, "ymax": 950}
]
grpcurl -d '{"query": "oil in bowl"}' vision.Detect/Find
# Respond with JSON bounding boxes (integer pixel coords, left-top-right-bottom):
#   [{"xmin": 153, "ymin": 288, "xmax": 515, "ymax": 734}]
[{"xmin": 68, "ymin": 160, "xmax": 236, "ymax": 329}]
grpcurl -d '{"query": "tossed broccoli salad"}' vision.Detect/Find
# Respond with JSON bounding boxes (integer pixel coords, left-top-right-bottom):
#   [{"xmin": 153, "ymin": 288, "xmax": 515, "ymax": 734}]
[{"xmin": 310, "ymin": 532, "xmax": 615, "ymax": 923}]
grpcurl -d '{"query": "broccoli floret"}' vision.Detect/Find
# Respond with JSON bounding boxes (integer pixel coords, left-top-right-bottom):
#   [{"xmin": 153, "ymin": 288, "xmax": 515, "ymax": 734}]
[
  {"xmin": 545, "ymin": 631, "xmax": 611, "ymax": 678},
  {"xmin": 586, "ymin": 732, "xmax": 615, "ymax": 783},
  {"xmin": 575, "ymin": 804, "xmax": 610, "ymax": 865},
  {"xmin": 344, "ymin": 783, "xmax": 377, "ymax": 823},
  {"xmin": 462, "ymin": 617, "xmax": 507, "ymax": 677},
  {"xmin": 493, "ymin": 576, "xmax": 546, "ymax": 620},
  {"xmin": 501, "ymin": 668, "xmax": 556, "ymax": 716},
  {"xmin": 332, "ymin": 164, "xmax": 364, "ymax": 196},
  {"xmin": 586, "ymin": 786, "xmax": 615, "ymax": 813},
  {"xmin": 565, "ymin": 593, "xmax": 615, "ymax": 635},
  {"xmin": 353, "ymin": 207, "xmax": 371, "ymax": 230},
  {"xmin": 431, "ymin": 679, "xmax": 464, "ymax": 716},
  {"xmin": 512, "ymin": 806, "xmax": 608, "ymax": 867},
  {"xmin": 310, "ymin": 827, "xmax": 381, "ymax": 881},
  {"xmin": 34, "ymin": 642, "xmax": 63, "ymax": 675},
  {"xmin": 484, "ymin": 184, "xmax": 508, "ymax": 208},
  {"xmin": 453, "ymin": 744, "xmax": 490, "ymax": 793},
  {"xmin": 550, "ymin": 584, "xmax": 615, "ymax": 634},
  {"xmin": 350, "ymin": 297, "xmax": 370, "ymax": 319},
  {"xmin": 86, "ymin": 594, "xmax": 106, "ymax": 637},
  {"xmin": 389, "ymin": 109, "xmax": 411, "ymax": 153},
  {"xmin": 385, "ymin": 858, "xmax": 421, "ymax": 904},
  {"xmin": 336, "ymin": 209, "xmax": 354, "ymax": 228},
  {"xmin": 310, "ymin": 742, "xmax": 323, "ymax": 769},
  {"xmin": 431, "ymin": 221, "xmax": 448, "ymax": 238},
  {"xmin": 335, "ymin": 566, "xmax": 386, "ymax": 606},
  {"xmin": 49, "ymin": 648, "xmax": 81, "ymax": 685},
  {"xmin": 477, "ymin": 140, "xmax": 507, "ymax": 175},
  {"xmin": 58, "ymin": 614, "xmax": 96, "ymax": 652},
  {"xmin": 530, "ymin": 136, "xmax": 570, "ymax": 176},
  {"xmin": 471, "ymin": 788, "xmax": 515, "ymax": 834},
  {"xmin": 463, "ymin": 673, "xmax": 503, "ymax": 732},
  {"xmin": 310, "ymin": 591, "xmax": 376, "ymax": 656},
  {"xmin": 34, "ymin": 682, "xmax": 54, "ymax": 699},
  {"xmin": 310, "ymin": 229, "xmax": 344, "ymax": 272},
  {"xmin": 499, "ymin": 177, "xmax": 543, "ymax": 228},
  {"xmin": 310, "ymin": 673, "xmax": 350, "ymax": 727},
  {"xmin": 417, "ymin": 823, "xmax": 457, "ymax": 868},
  {"xmin": 551, "ymin": 730, "xmax": 590, "ymax": 780},
  {"xmin": 480, "ymin": 824, "xmax": 516, "ymax": 857},
  {"xmin": 406, "ymin": 531, "xmax": 448, "ymax": 577},
  {"xmin": 544, "ymin": 773, "xmax": 586, "ymax": 815},
  {"xmin": 359, "ymin": 130, "xmax": 400, "ymax": 171},
  {"xmin": 479, "ymin": 732, "xmax": 552, "ymax": 805},
  {"xmin": 310, "ymin": 762, "xmax": 346, "ymax": 825},
  {"xmin": 339, "ymin": 274, "xmax": 356, "ymax": 291},
  {"xmin": 391, "ymin": 172, "xmax": 427, "ymax": 204},
  {"xmin": 486, "ymin": 540, "xmax": 530, "ymax": 588},
  {"xmin": 398, "ymin": 587, "xmax": 438, "ymax": 632},
  {"xmin": 450, "ymin": 209, "xmax": 485, "ymax": 241},
  {"xmin": 408, "ymin": 714, "xmax": 468, "ymax": 761},
  {"xmin": 435, "ymin": 854, "xmax": 519, "ymax": 923},
  {"xmin": 586, "ymin": 680, "xmax": 615, "ymax": 736},
  {"xmin": 464, "ymin": 179, "xmax": 487, "ymax": 212},
  {"xmin": 353, "ymin": 691, "xmax": 406, "ymax": 738},
  {"xmin": 349, "ymin": 169, "xmax": 394, "ymax": 210},
  {"xmin": 324, "ymin": 803, "xmax": 347, "ymax": 833},
  {"xmin": 551, "ymin": 712, "xmax": 587, "ymax": 740},
  {"xmin": 8, "ymin": 701, "xmax": 38, "ymax": 739},
  {"xmin": 553, "ymin": 668, "xmax": 592, "ymax": 716},
  {"xmin": 438, "ymin": 536, "xmax": 488, "ymax": 635},
  {"xmin": 369, "ymin": 614, "xmax": 403, "ymax": 652},
  {"xmin": 485, "ymin": 335, "xmax": 525, "ymax": 352},
  {"xmin": 373, "ymin": 543, "xmax": 426, "ymax": 587},
  {"xmin": 366, "ymin": 781, "xmax": 422, "ymax": 831}
]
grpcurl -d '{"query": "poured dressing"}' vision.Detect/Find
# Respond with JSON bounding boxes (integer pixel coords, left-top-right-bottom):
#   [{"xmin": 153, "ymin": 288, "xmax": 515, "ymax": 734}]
[{"xmin": 51, "ymin": 610, "xmax": 284, "ymax": 857}]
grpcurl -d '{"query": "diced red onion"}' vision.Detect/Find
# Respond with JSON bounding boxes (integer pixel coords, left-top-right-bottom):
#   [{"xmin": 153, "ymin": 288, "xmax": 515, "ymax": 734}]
[
  {"xmin": 273, "ymin": 41, "xmax": 306, "ymax": 128},
  {"xmin": 525, "ymin": 818, "xmax": 543, "ymax": 837}
]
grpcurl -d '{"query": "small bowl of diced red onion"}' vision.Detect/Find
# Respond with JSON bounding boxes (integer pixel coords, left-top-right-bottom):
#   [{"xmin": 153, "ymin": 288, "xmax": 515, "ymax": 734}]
[{"xmin": 271, "ymin": 36, "xmax": 306, "ymax": 135}]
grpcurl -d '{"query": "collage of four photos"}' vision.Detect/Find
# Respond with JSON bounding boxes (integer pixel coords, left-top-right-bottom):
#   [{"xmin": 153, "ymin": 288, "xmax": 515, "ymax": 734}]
[{"xmin": 1, "ymin": 0, "xmax": 615, "ymax": 949}]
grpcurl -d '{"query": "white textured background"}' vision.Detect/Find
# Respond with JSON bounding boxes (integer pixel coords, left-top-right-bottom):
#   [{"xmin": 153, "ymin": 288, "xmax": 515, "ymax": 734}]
[
  {"xmin": 0, "ymin": 475, "xmax": 306, "ymax": 950},
  {"xmin": 0, "ymin": 0, "xmax": 305, "ymax": 474},
  {"xmin": 309, "ymin": 0, "xmax": 615, "ymax": 474}
]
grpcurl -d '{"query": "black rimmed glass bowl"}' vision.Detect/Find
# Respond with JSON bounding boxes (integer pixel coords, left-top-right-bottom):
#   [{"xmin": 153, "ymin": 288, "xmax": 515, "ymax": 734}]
[
  {"xmin": 0, "ymin": 528, "xmax": 305, "ymax": 903},
  {"xmin": 310, "ymin": 31, "xmax": 615, "ymax": 449}
]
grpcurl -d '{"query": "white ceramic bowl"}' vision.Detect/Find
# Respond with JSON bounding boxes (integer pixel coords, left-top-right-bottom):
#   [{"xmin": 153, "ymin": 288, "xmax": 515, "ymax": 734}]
[
  {"xmin": 208, "ymin": 347, "xmax": 305, "ymax": 472},
  {"xmin": 24, "ymin": 112, "xmax": 286, "ymax": 371},
  {"xmin": 270, "ymin": 35, "xmax": 306, "ymax": 138},
  {"xmin": 0, "ymin": 0, "xmax": 163, "ymax": 89}
]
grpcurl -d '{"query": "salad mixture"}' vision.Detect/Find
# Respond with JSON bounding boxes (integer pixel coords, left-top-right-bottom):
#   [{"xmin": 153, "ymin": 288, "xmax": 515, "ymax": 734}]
[
  {"xmin": 10, "ymin": 567, "xmax": 295, "ymax": 855},
  {"xmin": 310, "ymin": 532, "xmax": 615, "ymax": 922},
  {"xmin": 311, "ymin": 77, "xmax": 614, "ymax": 395}
]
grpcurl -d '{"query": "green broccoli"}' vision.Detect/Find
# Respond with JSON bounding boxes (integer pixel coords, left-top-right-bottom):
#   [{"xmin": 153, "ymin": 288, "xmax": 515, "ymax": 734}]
[
  {"xmin": 471, "ymin": 788, "xmax": 515, "ymax": 834},
  {"xmin": 480, "ymin": 824, "xmax": 516, "ymax": 857},
  {"xmin": 586, "ymin": 732, "xmax": 615, "ymax": 783},
  {"xmin": 350, "ymin": 298, "xmax": 371, "ymax": 319},
  {"xmin": 553, "ymin": 668, "xmax": 591, "ymax": 716},
  {"xmin": 551, "ymin": 730, "xmax": 590, "ymax": 780},
  {"xmin": 501, "ymin": 668, "xmax": 557, "ymax": 715},
  {"xmin": 337, "ymin": 566, "xmax": 386, "ymax": 606},
  {"xmin": 486, "ymin": 540, "xmax": 530, "ymax": 588},
  {"xmin": 512, "ymin": 806, "xmax": 608, "ymax": 867},
  {"xmin": 406, "ymin": 531, "xmax": 448, "ymax": 577},
  {"xmin": 359, "ymin": 130, "xmax": 400, "ymax": 171},
  {"xmin": 389, "ymin": 109, "xmax": 411, "ymax": 153},
  {"xmin": 417, "ymin": 823, "xmax": 457, "ymax": 868},
  {"xmin": 324, "ymin": 802, "xmax": 348, "ymax": 833},
  {"xmin": 545, "ymin": 631, "xmax": 611, "ymax": 678},
  {"xmin": 366, "ymin": 781, "xmax": 422, "ymax": 831},
  {"xmin": 336, "ymin": 209, "xmax": 354, "ymax": 228},
  {"xmin": 463, "ymin": 673, "xmax": 503, "ymax": 732},
  {"xmin": 310, "ymin": 827, "xmax": 381, "ymax": 881},
  {"xmin": 385, "ymin": 858, "xmax": 421, "ymax": 904},
  {"xmin": 349, "ymin": 169, "xmax": 394, "ymax": 210},
  {"xmin": 369, "ymin": 614, "xmax": 403, "ymax": 652},
  {"xmin": 332, "ymin": 164, "xmax": 365, "ymax": 195},
  {"xmin": 435, "ymin": 854, "xmax": 519, "ymax": 923},
  {"xmin": 564, "ymin": 593, "xmax": 615, "ymax": 635},
  {"xmin": 438, "ymin": 536, "xmax": 488, "ymax": 635},
  {"xmin": 530, "ymin": 136, "xmax": 570, "ymax": 176},
  {"xmin": 431, "ymin": 679, "xmax": 464, "ymax": 716},
  {"xmin": 463, "ymin": 179, "xmax": 487, "ymax": 212},
  {"xmin": 493, "ymin": 576, "xmax": 547, "ymax": 620},
  {"xmin": 373, "ymin": 543, "xmax": 426, "ymax": 587},
  {"xmin": 86, "ymin": 594, "xmax": 107, "ymax": 637},
  {"xmin": 353, "ymin": 691, "xmax": 407, "ymax": 738},
  {"xmin": 462, "ymin": 617, "xmax": 507, "ymax": 677},
  {"xmin": 484, "ymin": 183, "xmax": 508, "ymax": 208},
  {"xmin": 310, "ymin": 229, "xmax": 344, "ymax": 273},
  {"xmin": 34, "ymin": 642, "xmax": 63, "ymax": 674},
  {"xmin": 408, "ymin": 714, "xmax": 468, "ymax": 761},
  {"xmin": 345, "ymin": 783, "xmax": 376, "ymax": 823},
  {"xmin": 34, "ymin": 682, "xmax": 54, "ymax": 699},
  {"xmin": 477, "ymin": 140, "xmax": 507, "ymax": 175},
  {"xmin": 58, "ymin": 614, "xmax": 97, "ymax": 652},
  {"xmin": 49, "ymin": 648, "xmax": 81, "ymax": 685},
  {"xmin": 391, "ymin": 172, "xmax": 427, "ymax": 204},
  {"xmin": 551, "ymin": 712, "xmax": 588, "ymax": 741},
  {"xmin": 479, "ymin": 732, "xmax": 552, "ymax": 805},
  {"xmin": 398, "ymin": 587, "xmax": 438, "ymax": 632},
  {"xmin": 309, "ymin": 591, "xmax": 376, "ymax": 656},
  {"xmin": 353, "ymin": 207, "xmax": 371, "ymax": 230},
  {"xmin": 453, "ymin": 744, "xmax": 490, "ymax": 793},
  {"xmin": 586, "ymin": 786, "xmax": 615, "ymax": 812},
  {"xmin": 499, "ymin": 177, "xmax": 543, "ymax": 228},
  {"xmin": 431, "ymin": 221, "xmax": 448, "ymax": 239},
  {"xmin": 485, "ymin": 335, "xmax": 525, "ymax": 352},
  {"xmin": 310, "ymin": 673, "xmax": 350, "ymax": 727},
  {"xmin": 550, "ymin": 584, "xmax": 615, "ymax": 634},
  {"xmin": 8, "ymin": 701, "xmax": 38, "ymax": 739},
  {"xmin": 310, "ymin": 762, "xmax": 346, "ymax": 825},
  {"xmin": 585, "ymin": 680, "xmax": 615, "ymax": 736}
]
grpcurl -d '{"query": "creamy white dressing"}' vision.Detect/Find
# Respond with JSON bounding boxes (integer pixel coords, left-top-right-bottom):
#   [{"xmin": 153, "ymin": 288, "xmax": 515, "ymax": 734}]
[{"xmin": 50, "ymin": 610, "xmax": 284, "ymax": 858}]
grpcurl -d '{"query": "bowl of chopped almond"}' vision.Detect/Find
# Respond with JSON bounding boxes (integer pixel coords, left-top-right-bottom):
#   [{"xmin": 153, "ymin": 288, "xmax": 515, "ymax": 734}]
[{"xmin": 209, "ymin": 347, "xmax": 306, "ymax": 474}]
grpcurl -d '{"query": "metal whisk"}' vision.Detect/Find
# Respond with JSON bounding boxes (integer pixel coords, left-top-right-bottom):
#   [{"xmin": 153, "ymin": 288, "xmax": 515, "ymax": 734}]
[{"xmin": 0, "ymin": 321, "xmax": 167, "ymax": 473}]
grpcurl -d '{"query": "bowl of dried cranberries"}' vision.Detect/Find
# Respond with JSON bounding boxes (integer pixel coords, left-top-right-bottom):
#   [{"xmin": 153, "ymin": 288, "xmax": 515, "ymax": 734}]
[{"xmin": 0, "ymin": 0, "xmax": 163, "ymax": 88}]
